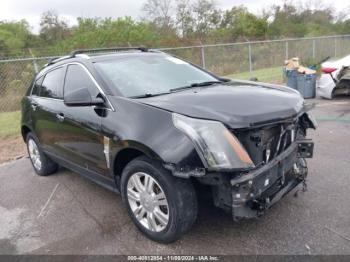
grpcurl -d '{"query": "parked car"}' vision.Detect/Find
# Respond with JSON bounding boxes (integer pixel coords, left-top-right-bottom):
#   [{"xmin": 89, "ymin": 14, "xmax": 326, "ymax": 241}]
[
  {"xmin": 318, "ymin": 54, "xmax": 350, "ymax": 99},
  {"xmin": 21, "ymin": 48, "xmax": 316, "ymax": 243}
]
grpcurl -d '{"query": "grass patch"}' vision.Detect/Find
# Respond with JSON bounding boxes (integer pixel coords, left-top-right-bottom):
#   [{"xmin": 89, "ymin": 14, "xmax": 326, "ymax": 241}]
[
  {"xmin": 0, "ymin": 111, "xmax": 21, "ymax": 138},
  {"xmin": 226, "ymin": 66, "xmax": 284, "ymax": 83}
]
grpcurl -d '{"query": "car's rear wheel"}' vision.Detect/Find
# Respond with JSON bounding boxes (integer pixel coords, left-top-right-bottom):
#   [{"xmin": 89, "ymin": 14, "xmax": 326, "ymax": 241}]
[
  {"xmin": 121, "ymin": 156, "xmax": 197, "ymax": 243},
  {"xmin": 26, "ymin": 133, "xmax": 58, "ymax": 176}
]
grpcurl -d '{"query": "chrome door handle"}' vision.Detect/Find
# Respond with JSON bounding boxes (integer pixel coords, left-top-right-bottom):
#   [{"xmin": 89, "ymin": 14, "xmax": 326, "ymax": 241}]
[
  {"xmin": 31, "ymin": 104, "xmax": 38, "ymax": 111},
  {"xmin": 56, "ymin": 113, "xmax": 65, "ymax": 122}
]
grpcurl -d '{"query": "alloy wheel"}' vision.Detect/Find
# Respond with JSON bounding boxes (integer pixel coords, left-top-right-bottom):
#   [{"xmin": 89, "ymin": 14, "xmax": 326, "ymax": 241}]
[
  {"xmin": 127, "ymin": 172, "xmax": 169, "ymax": 232},
  {"xmin": 28, "ymin": 139, "xmax": 42, "ymax": 171}
]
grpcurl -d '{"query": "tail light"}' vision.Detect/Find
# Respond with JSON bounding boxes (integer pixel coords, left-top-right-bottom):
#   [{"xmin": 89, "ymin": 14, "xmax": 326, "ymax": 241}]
[{"xmin": 321, "ymin": 67, "xmax": 337, "ymax": 74}]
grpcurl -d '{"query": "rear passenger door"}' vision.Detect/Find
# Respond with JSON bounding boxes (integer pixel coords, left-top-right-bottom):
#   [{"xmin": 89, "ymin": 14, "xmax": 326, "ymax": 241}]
[{"xmin": 31, "ymin": 66, "xmax": 66, "ymax": 155}]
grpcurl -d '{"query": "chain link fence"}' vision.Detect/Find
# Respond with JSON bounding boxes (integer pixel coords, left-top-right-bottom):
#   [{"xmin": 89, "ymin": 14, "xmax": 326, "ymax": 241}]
[
  {"xmin": 0, "ymin": 57, "xmax": 54, "ymax": 112},
  {"xmin": 1, "ymin": 35, "xmax": 350, "ymax": 113},
  {"xmin": 162, "ymin": 35, "xmax": 350, "ymax": 82}
]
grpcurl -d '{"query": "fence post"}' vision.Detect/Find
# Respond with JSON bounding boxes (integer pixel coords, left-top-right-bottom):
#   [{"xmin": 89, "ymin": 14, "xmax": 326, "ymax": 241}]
[
  {"xmin": 312, "ymin": 39, "xmax": 316, "ymax": 59},
  {"xmin": 29, "ymin": 48, "xmax": 39, "ymax": 73},
  {"xmin": 248, "ymin": 43, "xmax": 252, "ymax": 77},
  {"xmin": 200, "ymin": 45, "xmax": 206, "ymax": 69},
  {"xmin": 334, "ymin": 37, "xmax": 337, "ymax": 57},
  {"xmin": 285, "ymin": 41, "xmax": 289, "ymax": 60}
]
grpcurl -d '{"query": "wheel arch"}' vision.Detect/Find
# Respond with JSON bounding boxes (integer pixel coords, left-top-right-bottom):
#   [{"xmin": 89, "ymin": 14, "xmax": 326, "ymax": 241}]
[
  {"xmin": 21, "ymin": 125, "xmax": 32, "ymax": 142},
  {"xmin": 112, "ymin": 142, "xmax": 163, "ymax": 180}
]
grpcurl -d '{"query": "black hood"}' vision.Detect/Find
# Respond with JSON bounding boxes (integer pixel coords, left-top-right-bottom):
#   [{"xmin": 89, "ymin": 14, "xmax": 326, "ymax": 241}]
[{"xmin": 137, "ymin": 82, "xmax": 305, "ymax": 129}]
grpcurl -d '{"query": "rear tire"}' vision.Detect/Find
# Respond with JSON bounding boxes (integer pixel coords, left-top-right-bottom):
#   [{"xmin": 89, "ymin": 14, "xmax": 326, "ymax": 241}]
[
  {"xmin": 26, "ymin": 133, "xmax": 58, "ymax": 176},
  {"xmin": 121, "ymin": 156, "xmax": 198, "ymax": 243}
]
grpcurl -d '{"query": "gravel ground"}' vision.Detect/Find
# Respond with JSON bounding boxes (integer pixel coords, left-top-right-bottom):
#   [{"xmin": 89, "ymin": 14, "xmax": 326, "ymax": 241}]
[{"xmin": 0, "ymin": 98, "xmax": 349, "ymax": 255}]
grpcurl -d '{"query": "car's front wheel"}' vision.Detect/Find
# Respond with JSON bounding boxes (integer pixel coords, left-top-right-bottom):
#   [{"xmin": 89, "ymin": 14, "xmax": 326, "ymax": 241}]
[
  {"xmin": 121, "ymin": 156, "xmax": 198, "ymax": 243},
  {"xmin": 26, "ymin": 133, "xmax": 58, "ymax": 176}
]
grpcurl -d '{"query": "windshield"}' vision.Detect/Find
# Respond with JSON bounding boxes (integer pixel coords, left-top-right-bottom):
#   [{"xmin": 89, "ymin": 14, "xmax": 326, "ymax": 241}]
[{"xmin": 94, "ymin": 54, "xmax": 218, "ymax": 98}]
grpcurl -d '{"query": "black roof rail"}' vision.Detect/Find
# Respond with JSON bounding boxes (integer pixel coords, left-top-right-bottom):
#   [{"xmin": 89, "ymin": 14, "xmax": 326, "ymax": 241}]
[
  {"xmin": 46, "ymin": 55, "xmax": 71, "ymax": 66},
  {"xmin": 46, "ymin": 57, "xmax": 59, "ymax": 65},
  {"xmin": 70, "ymin": 46, "xmax": 149, "ymax": 57},
  {"xmin": 45, "ymin": 46, "xmax": 151, "ymax": 67}
]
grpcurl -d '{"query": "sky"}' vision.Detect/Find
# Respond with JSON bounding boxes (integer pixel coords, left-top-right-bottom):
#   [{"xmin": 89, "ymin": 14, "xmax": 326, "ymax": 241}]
[{"xmin": 0, "ymin": 0, "xmax": 349, "ymax": 33}]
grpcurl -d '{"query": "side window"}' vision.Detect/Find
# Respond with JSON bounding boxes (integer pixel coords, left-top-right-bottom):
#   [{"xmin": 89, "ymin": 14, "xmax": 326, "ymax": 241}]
[
  {"xmin": 31, "ymin": 76, "xmax": 44, "ymax": 96},
  {"xmin": 41, "ymin": 67, "xmax": 65, "ymax": 99},
  {"xmin": 64, "ymin": 65, "xmax": 99, "ymax": 98}
]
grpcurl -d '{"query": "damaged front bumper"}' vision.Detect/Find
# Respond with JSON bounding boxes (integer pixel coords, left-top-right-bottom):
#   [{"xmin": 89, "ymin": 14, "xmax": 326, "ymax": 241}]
[{"xmin": 229, "ymin": 140, "xmax": 313, "ymax": 220}]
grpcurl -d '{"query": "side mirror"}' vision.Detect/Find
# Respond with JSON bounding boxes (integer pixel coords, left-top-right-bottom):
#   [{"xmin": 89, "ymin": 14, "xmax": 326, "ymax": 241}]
[{"xmin": 64, "ymin": 88, "xmax": 105, "ymax": 107}]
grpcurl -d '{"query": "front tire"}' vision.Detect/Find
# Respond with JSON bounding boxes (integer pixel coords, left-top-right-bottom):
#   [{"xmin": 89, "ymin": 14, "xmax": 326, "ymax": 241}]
[
  {"xmin": 26, "ymin": 133, "xmax": 58, "ymax": 176},
  {"xmin": 121, "ymin": 156, "xmax": 198, "ymax": 243}
]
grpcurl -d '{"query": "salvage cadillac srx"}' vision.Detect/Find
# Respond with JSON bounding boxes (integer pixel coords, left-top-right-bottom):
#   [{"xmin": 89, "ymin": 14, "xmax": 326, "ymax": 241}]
[{"xmin": 21, "ymin": 47, "xmax": 316, "ymax": 243}]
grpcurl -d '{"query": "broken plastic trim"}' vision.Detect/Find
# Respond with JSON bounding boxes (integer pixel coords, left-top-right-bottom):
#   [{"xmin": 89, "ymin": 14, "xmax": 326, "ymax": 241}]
[
  {"xmin": 230, "ymin": 144, "xmax": 309, "ymax": 220},
  {"xmin": 163, "ymin": 163, "xmax": 206, "ymax": 178}
]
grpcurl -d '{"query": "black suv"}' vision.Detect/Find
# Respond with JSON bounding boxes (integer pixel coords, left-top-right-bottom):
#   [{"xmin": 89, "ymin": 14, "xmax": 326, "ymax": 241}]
[{"xmin": 21, "ymin": 47, "xmax": 316, "ymax": 243}]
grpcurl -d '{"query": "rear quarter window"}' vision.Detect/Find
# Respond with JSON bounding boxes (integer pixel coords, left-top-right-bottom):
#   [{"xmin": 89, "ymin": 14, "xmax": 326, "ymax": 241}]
[
  {"xmin": 40, "ymin": 67, "xmax": 65, "ymax": 99},
  {"xmin": 31, "ymin": 76, "xmax": 44, "ymax": 96}
]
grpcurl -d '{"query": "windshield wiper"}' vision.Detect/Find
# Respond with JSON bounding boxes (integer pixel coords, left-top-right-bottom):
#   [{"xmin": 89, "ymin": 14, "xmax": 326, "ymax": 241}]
[
  {"xmin": 130, "ymin": 81, "xmax": 223, "ymax": 98},
  {"xmin": 130, "ymin": 92, "xmax": 170, "ymax": 99},
  {"xmin": 170, "ymin": 81, "xmax": 223, "ymax": 92}
]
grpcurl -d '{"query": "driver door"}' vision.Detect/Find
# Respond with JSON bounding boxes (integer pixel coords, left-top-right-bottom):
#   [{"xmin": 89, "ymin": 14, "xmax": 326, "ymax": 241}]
[{"xmin": 56, "ymin": 64, "xmax": 108, "ymax": 176}]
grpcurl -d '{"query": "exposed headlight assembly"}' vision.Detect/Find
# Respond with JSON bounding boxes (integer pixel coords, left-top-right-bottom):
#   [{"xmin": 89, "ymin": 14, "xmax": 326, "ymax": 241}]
[{"xmin": 172, "ymin": 113, "xmax": 255, "ymax": 170}]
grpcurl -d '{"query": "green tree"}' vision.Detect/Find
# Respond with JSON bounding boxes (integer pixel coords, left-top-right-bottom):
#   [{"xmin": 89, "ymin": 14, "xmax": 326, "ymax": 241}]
[
  {"xmin": 220, "ymin": 6, "xmax": 268, "ymax": 41},
  {"xmin": 267, "ymin": 3, "xmax": 306, "ymax": 37},
  {"xmin": 176, "ymin": 0, "xmax": 194, "ymax": 37},
  {"xmin": 53, "ymin": 17, "xmax": 162, "ymax": 52},
  {"xmin": 39, "ymin": 10, "xmax": 71, "ymax": 44},
  {"xmin": 142, "ymin": 0, "xmax": 176, "ymax": 36},
  {"xmin": 0, "ymin": 20, "xmax": 31, "ymax": 57},
  {"xmin": 192, "ymin": 0, "xmax": 221, "ymax": 40}
]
